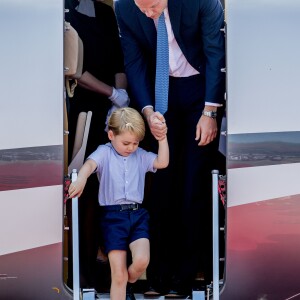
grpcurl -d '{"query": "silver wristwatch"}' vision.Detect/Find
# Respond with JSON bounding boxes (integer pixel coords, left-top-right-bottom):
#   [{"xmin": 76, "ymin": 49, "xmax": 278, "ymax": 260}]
[{"xmin": 202, "ymin": 110, "xmax": 217, "ymax": 119}]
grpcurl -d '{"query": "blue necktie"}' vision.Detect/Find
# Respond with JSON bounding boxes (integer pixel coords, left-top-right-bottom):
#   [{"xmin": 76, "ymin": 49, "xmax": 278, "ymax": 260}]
[{"xmin": 155, "ymin": 13, "xmax": 169, "ymax": 115}]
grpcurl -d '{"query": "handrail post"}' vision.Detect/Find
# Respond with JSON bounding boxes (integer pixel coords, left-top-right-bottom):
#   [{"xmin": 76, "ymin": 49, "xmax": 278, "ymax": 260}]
[
  {"xmin": 71, "ymin": 169, "xmax": 80, "ymax": 300},
  {"xmin": 212, "ymin": 170, "xmax": 220, "ymax": 300}
]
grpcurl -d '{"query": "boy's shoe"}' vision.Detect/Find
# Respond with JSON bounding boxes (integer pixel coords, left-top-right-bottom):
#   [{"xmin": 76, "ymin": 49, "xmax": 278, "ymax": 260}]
[
  {"xmin": 126, "ymin": 284, "xmax": 136, "ymax": 300},
  {"xmin": 165, "ymin": 289, "xmax": 183, "ymax": 298},
  {"xmin": 144, "ymin": 286, "xmax": 161, "ymax": 297},
  {"xmin": 96, "ymin": 247, "xmax": 109, "ymax": 264}
]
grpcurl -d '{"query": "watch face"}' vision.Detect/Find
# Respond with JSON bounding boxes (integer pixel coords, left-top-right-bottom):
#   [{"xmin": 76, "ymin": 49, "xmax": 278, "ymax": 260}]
[{"xmin": 203, "ymin": 110, "xmax": 217, "ymax": 118}]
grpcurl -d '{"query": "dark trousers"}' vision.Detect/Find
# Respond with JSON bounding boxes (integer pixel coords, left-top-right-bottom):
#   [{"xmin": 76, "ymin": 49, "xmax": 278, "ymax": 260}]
[{"xmin": 146, "ymin": 74, "xmax": 224, "ymax": 293}]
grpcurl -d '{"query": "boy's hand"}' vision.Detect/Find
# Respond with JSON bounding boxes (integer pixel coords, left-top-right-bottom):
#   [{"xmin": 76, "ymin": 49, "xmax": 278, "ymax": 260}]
[
  {"xmin": 68, "ymin": 177, "xmax": 87, "ymax": 199},
  {"xmin": 149, "ymin": 112, "xmax": 167, "ymax": 141}
]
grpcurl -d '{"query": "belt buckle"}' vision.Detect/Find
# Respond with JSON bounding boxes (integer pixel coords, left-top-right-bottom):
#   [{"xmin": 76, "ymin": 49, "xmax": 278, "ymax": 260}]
[
  {"xmin": 132, "ymin": 204, "xmax": 138, "ymax": 210},
  {"xmin": 120, "ymin": 204, "xmax": 127, "ymax": 211}
]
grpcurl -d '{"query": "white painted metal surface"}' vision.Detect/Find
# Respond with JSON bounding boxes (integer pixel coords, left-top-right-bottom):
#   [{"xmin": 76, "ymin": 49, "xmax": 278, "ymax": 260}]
[
  {"xmin": 225, "ymin": 0, "xmax": 300, "ymax": 208},
  {"xmin": 228, "ymin": 163, "xmax": 300, "ymax": 207},
  {"xmin": 0, "ymin": 185, "xmax": 63, "ymax": 255},
  {"xmin": 0, "ymin": 0, "xmax": 64, "ymax": 150},
  {"xmin": 226, "ymin": 0, "xmax": 300, "ymax": 135},
  {"xmin": 212, "ymin": 171, "xmax": 220, "ymax": 300}
]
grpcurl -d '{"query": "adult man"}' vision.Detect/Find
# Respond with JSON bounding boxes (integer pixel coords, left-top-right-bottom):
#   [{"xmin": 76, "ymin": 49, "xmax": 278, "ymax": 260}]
[{"xmin": 114, "ymin": 0, "xmax": 225, "ymax": 297}]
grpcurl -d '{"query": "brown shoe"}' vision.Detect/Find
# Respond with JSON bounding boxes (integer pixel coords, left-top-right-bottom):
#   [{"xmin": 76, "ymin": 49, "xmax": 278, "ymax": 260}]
[
  {"xmin": 165, "ymin": 289, "xmax": 187, "ymax": 298},
  {"xmin": 144, "ymin": 286, "xmax": 161, "ymax": 297}
]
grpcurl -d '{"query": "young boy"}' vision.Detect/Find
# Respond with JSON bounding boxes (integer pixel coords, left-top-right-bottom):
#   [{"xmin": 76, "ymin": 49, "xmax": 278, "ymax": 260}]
[{"xmin": 68, "ymin": 107, "xmax": 169, "ymax": 300}]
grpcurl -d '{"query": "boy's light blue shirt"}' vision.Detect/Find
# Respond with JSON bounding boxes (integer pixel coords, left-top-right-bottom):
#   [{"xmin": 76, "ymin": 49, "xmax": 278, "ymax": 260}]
[{"xmin": 87, "ymin": 143, "xmax": 157, "ymax": 206}]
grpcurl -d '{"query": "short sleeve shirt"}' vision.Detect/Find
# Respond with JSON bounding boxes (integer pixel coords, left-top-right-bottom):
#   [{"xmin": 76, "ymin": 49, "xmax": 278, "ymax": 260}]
[{"xmin": 87, "ymin": 143, "xmax": 157, "ymax": 206}]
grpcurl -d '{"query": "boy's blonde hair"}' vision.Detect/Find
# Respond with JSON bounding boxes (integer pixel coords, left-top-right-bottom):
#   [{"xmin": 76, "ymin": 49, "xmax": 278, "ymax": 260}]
[{"xmin": 108, "ymin": 107, "xmax": 145, "ymax": 141}]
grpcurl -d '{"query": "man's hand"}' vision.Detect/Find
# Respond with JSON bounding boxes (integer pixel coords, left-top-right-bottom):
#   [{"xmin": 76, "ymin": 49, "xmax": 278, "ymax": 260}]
[
  {"xmin": 195, "ymin": 115, "xmax": 218, "ymax": 146},
  {"xmin": 143, "ymin": 107, "xmax": 167, "ymax": 141}
]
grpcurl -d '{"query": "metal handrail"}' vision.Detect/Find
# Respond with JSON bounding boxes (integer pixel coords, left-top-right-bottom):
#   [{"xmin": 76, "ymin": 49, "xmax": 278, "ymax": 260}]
[
  {"xmin": 212, "ymin": 170, "xmax": 220, "ymax": 300},
  {"xmin": 71, "ymin": 169, "xmax": 80, "ymax": 300}
]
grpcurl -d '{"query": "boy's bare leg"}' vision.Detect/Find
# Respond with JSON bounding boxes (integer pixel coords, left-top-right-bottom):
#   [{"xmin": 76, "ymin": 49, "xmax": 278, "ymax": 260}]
[
  {"xmin": 108, "ymin": 250, "xmax": 128, "ymax": 300},
  {"xmin": 128, "ymin": 238, "xmax": 150, "ymax": 283}
]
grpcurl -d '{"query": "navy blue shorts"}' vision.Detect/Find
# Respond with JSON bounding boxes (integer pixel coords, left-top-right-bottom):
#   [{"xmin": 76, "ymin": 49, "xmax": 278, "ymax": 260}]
[{"xmin": 99, "ymin": 204, "xmax": 150, "ymax": 254}]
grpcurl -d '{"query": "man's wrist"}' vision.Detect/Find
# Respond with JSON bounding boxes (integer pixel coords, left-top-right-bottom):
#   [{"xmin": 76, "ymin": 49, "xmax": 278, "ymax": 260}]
[
  {"xmin": 202, "ymin": 104, "xmax": 218, "ymax": 119},
  {"xmin": 202, "ymin": 110, "xmax": 217, "ymax": 119},
  {"xmin": 204, "ymin": 105, "xmax": 218, "ymax": 112},
  {"xmin": 142, "ymin": 106, "xmax": 154, "ymax": 119}
]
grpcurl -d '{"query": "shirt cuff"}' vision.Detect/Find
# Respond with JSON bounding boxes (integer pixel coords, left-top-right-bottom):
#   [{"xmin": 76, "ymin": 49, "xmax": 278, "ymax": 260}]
[
  {"xmin": 141, "ymin": 105, "xmax": 154, "ymax": 114},
  {"xmin": 205, "ymin": 102, "xmax": 223, "ymax": 107}
]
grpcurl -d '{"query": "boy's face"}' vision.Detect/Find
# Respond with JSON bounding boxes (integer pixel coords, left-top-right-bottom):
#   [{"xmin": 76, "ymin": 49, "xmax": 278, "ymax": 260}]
[{"xmin": 108, "ymin": 130, "xmax": 140, "ymax": 157}]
